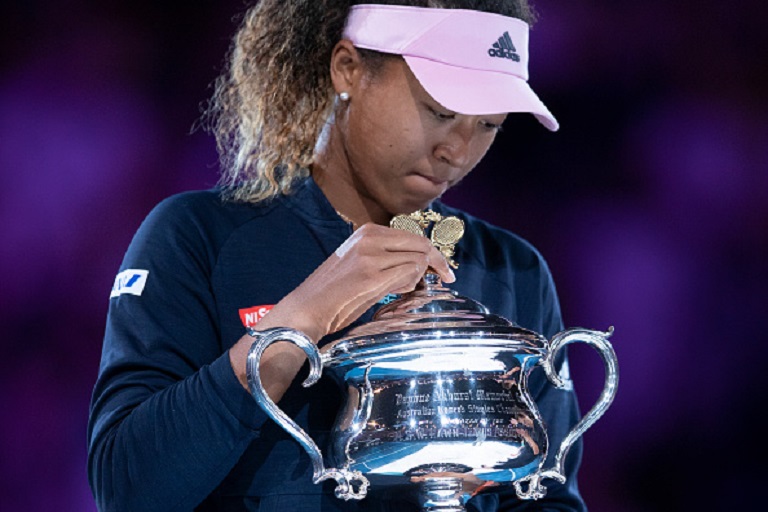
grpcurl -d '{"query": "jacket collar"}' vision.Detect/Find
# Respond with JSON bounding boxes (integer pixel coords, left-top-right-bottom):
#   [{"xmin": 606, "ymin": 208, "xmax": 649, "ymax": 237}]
[
  {"xmin": 280, "ymin": 176, "xmax": 350, "ymax": 228},
  {"xmin": 280, "ymin": 175, "xmax": 443, "ymax": 227}
]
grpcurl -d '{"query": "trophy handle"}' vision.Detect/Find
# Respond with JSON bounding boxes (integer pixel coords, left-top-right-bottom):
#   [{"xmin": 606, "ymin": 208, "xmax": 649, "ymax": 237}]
[
  {"xmin": 515, "ymin": 327, "xmax": 618, "ymax": 499},
  {"xmin": 246, "ymin": 327, "xmax": 369, "ymax": 500}
]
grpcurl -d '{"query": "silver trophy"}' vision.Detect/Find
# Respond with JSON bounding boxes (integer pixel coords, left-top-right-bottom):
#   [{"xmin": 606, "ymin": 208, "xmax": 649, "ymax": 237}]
[{"xmin": 247, "ymin": 212, "xmax": 618, "ymax": 511}]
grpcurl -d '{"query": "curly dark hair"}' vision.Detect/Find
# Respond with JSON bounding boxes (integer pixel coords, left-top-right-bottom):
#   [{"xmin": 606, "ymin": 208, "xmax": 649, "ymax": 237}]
[{"xmin": 207, "ymin": 0, "xmax": 537, "ymax": 203}]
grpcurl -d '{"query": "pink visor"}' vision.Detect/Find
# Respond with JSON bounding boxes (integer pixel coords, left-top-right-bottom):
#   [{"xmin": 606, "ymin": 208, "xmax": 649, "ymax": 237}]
[{"xmin": 343, "ymin": 5, "xmax": 558, "ymax": 131}]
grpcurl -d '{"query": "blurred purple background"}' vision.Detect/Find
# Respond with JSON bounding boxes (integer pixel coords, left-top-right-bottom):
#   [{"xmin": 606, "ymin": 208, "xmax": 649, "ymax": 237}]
[{"xmin": 1, "ymin": 1, "xmax": 766, "ymax": 510}]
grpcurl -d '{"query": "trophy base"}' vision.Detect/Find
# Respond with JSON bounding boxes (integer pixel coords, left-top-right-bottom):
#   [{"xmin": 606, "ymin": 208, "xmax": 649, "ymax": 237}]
[{"xmin": 418, "ymin": 477, "xmax": 467, "ymax": 512}]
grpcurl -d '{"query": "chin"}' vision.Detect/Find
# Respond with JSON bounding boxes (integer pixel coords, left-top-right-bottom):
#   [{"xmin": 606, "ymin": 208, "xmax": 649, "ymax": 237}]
[
  {"xmin": 393, "ymin": 196, "xmax": 440, "ymax": 216},
  {"xmin": 398, "ymin": 180, "xmax": 447, "ymax": 210}
]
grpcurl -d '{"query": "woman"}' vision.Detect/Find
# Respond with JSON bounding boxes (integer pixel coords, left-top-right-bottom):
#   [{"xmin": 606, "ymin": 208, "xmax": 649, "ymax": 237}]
[{"xmin": 88, "ymin": 1, "xmax": 585, "ymax": 510}]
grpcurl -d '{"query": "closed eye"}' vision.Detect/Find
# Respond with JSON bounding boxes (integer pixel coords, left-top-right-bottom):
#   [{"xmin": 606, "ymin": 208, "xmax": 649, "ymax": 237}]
[
  {"xmin": 426, "ymin": 104, "xmax": 456, "ymax": 121},
  {"xmin": 480, "ymin": 120, "xmax": 503, "ymax": 132}
]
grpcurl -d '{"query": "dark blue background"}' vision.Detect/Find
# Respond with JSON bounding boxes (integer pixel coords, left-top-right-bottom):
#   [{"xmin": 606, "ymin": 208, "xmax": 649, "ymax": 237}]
[{"xmin": 2, "ymin": 1, "xmax": 766, "ymax": 510}]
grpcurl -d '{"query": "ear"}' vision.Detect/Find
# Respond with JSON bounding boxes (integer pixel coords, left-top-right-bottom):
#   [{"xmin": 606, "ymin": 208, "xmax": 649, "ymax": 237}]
[{"xmin": 329, "ymin": 39, "xmax": 364, "ymax": 96}]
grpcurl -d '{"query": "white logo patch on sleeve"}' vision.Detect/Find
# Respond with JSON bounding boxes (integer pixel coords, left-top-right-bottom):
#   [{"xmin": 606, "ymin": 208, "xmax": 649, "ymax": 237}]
[{"xmin": 110, "ymin": 269, "xmax": 149, "ymax": 298}]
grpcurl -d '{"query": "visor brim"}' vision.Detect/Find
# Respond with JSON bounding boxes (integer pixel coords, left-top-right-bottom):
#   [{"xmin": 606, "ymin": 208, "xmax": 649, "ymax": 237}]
[{"xmin": 404, "ymin": 55, "xmax": 559, "ymax": 132}]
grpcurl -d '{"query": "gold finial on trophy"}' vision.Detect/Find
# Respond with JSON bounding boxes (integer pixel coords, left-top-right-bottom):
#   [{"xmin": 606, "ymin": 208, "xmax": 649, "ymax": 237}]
[
  {"xmin": 389, "ymin": 212, "xmax": 426, "ymax": 237},
  {"xmin": 430, "ymin": 215, "xmax": 464, "ymax": 269},
  {"xmin": 390, "ymin": 210, "xmax": 465, "ymax": 269}
]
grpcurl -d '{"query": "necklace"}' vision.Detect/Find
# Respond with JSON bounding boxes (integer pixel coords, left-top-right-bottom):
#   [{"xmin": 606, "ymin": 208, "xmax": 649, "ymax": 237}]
[{"xmin": 335, "ymin": 210, "xmax": 358, "ymax": 230}]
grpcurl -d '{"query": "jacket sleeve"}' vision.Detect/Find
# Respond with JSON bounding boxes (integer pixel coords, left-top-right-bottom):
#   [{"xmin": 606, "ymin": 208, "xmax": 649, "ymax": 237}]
[{"xmin": 87, "ymin": 196, "xmax": 268, "ymax": 511}]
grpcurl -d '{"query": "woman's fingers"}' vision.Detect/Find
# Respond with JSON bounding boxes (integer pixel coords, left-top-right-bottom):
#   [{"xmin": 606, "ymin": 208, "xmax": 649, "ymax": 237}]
[
  {"xmin": 283, "ymin": 223, "xmax": 457, "ymax": 339},
  {"xmin": 340, "ymin": 223, "xmax": 455, "ymax": 288},
  {"xmin": 341, "ymin": 223, "xmax": 455, "ymax": 283}
]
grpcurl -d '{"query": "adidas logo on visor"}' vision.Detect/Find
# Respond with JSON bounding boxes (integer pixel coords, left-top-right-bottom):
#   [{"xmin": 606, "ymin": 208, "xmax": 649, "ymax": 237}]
[{"xmin": 488, "ymin": 31, "xmax": 520, "ymax": 62}]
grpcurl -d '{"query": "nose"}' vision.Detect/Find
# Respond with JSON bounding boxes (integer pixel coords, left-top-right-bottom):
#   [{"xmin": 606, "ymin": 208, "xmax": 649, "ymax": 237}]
[{"xmin": 433, "ymin": 121, "xmax": 473, "ymax": 168}]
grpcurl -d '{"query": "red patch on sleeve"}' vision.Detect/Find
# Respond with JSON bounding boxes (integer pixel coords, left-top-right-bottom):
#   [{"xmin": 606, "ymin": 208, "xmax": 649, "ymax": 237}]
[{"xmin": 239, "ymin": 305, "xmax": 275, "ymax": 327}]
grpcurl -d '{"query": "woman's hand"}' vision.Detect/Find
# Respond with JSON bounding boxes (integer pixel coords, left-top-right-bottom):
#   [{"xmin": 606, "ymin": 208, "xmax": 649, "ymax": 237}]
[
  {"xmin": 229, "ymin": 223, "xmax": 455, "ymax": 399},
  {"xmin": 284, "ymin": 223, "xmax": 455, "ymax": 339}
]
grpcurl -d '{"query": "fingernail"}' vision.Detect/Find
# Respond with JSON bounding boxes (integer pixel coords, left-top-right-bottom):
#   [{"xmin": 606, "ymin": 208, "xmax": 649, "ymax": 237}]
[{"xmin": 447, "ymin": 268, "xmax": 456, "ymax": 282}]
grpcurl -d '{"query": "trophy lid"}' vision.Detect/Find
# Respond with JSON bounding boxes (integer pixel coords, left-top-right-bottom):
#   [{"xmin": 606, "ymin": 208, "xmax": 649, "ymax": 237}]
[{"xmin": 322, "ymin": 273, "xmax": 548, "ymax": 363}]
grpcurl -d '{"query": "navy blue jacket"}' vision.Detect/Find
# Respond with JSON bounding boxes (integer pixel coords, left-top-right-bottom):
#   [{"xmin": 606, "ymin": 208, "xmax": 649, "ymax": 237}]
[{"xmin": 87, "ymin": 178, "xmax": 586, "ymax": 511}]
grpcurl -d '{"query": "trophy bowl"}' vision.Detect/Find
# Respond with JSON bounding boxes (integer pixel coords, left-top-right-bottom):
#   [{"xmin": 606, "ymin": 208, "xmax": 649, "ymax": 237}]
[{"xmin": 246, "ymin": 273, "xmax": 618, "ymax": 511}]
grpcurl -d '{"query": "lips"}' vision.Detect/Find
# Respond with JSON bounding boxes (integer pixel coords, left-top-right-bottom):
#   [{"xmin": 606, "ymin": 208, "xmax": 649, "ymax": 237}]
[
  {"xmin": 414, "ymin": 172, "xmax": 450, "ymax": 186},
  {"xmin": 410, "ymin": 174, "xmax": 450, "ymax": 198}
]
